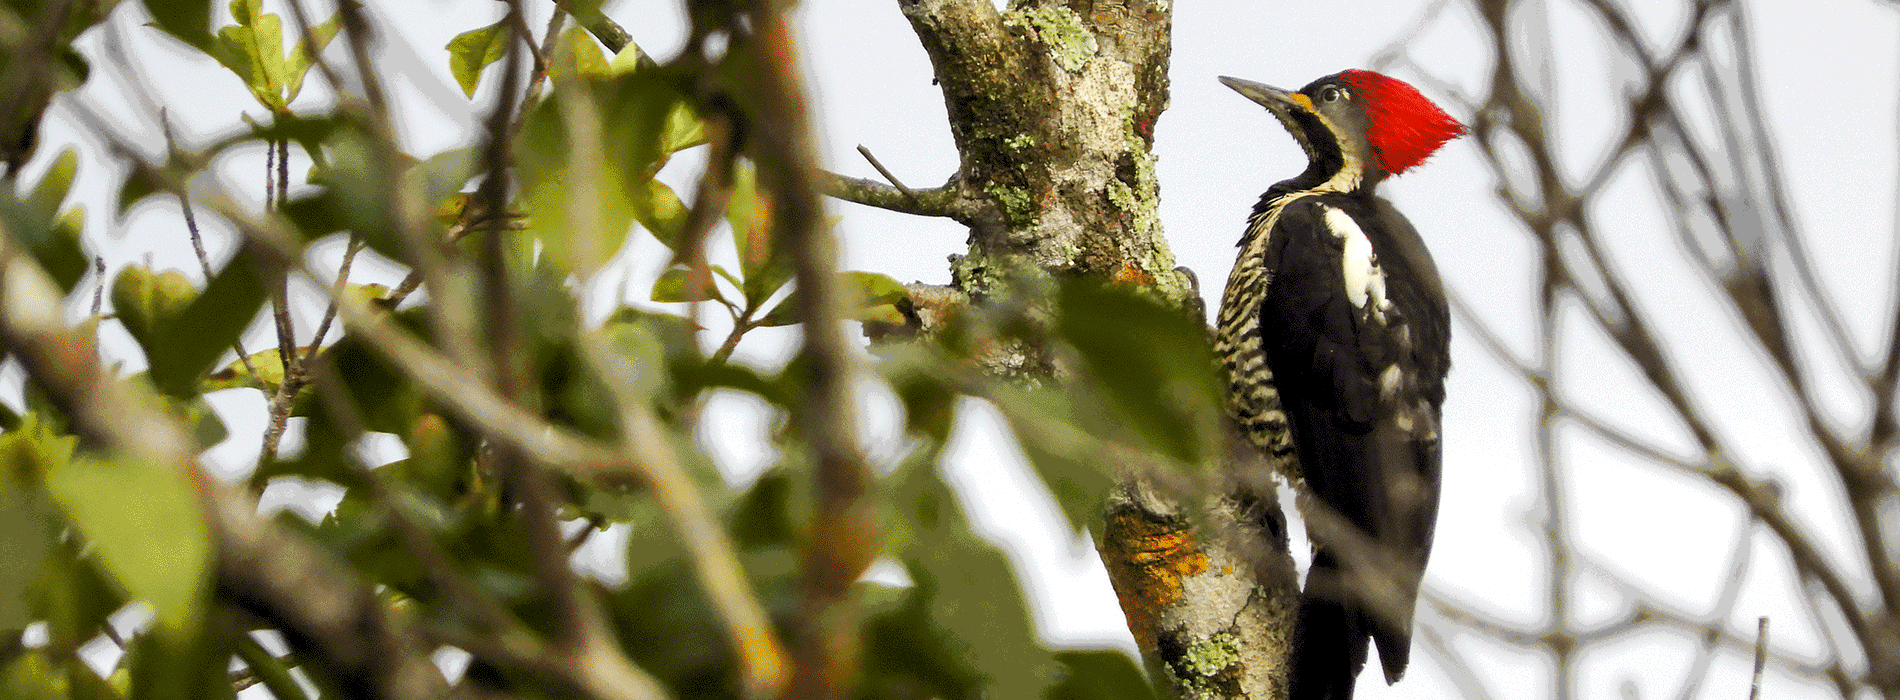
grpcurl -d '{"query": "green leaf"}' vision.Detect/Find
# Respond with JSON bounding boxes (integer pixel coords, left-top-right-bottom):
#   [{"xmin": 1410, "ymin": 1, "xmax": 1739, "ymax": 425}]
[
  {"xmin": 985, "ymin": 386, "xmax": 1116, "ymax": 533},
  {"xmin": 143, "ymin": 0, "xmax": 214, "ymax": 52},
  {"xmin": 606, "ymin": 38, "xmax": 648, "ymax": 75},
  {"xmin": 68, "ymin": 657, "xmax": 126, "ymax": 700},
  {"xmin": 754, "ymin": 300, "xmax": 799, "ymax": 328},
  {"xmin": 397, "ymin": 412, "xmax": 476, "ymax": 499},
  {"xmin": 843, "ymin": 271, "xmax": 908, "ymax": 306},
  {"xmin": 170, "ymin": 396, "xmax": 230, "ymax": 450},
  {"xmin": 1056, "ymin": 282, "xmax": 1224, "ymax": 465},
  {"xmin": 873, "ymin": 461, "xmax": 1062, "ymax": 700},
  {"xmin": 660, "ymin": 101, "xmax": 707, "ymax": 154},
  {"xmin": 45, "ymin": 456, "xmax": 211, "ymax": 640},
  {"xmin": 402, "ymin": 147, "xmax": 477, "ymax": 240},
  {"xmin": 40, "ymin": 208, "xmax": 89, "ymax": 292},
  {"xmin": 25, "ymin": 149, "xmax": 78, "ymax": 218},
  {"xmin": 228, "ymin": 0, "xmax": 258, "ymax": 24},
  {"xmin": 710, "ymin": 264, "xmax": 744, "ymax": 291},
  {"xmin": 116, "ymin": 169, "xmax": 161, "ymax": 217},
  {"xmin": 110, "ymin": 266, "xmax": 198, "ymax": 349},
  {"xmin": 324, "ymin": 333, "xmax": 421, "ymax": 436},
  {"xmin": 211, "ymin": 0, "xmax": 288, "ymax": 111},
  {"xmin": 244, "ymin": 112, "xmax": 341, "ymax": 168},
  {"xmin": 673, "ymin": 359, "xmax": 791, "ymax": 407},
  {"xmin": 35, "ymin": 540, "xmax": 126, "ymax": 656},
  {"xmin": 280, "ymin": 191, "xmax": 348, "ymax": 242},
  {"xmin": 0, "ymin": 458, "xmax": 59, "ymax": 633},
  {"xmin": 283, "ymin": 13, "xmax": 341, "ymax": 104},
  {"xmin": 123, "ymin": 612, "xmax": 236, "ymax": 700},
  {"xmin": 514, "ymin": 86, "xmax": 636, "ymax": 277},
  {"xmin": 842, "ymin": 271, "xmax": 911, "ymax": 324},
  {"xmin": 0, "ymin": 153, "xmax": 90, "ymax": 293},
  {"xmin": 1046, "ymin": 651, "xmax": 1157, "ymax": 700},
  {"xmin": 650, "ymin": 266, "xmax": 727, "ymax": 304},
  {"xmin": 202, "ymin": 348, "xmax": 287, "ymax": 394},
  {"xmin": 884, "ymin": 357, "xmax": 958, "ymax": 442},
  {"xmin": 727, "ymin": 470, "xmax": 801, "ymax": 549},
  {"xmin": 145, "ymin": 255, "xmax": 268, "ymax": 397},
  {"xmin": 446, "ymin": 21, "xmax": 510, "ymax": 98},
  {"xmin": 0, "ymin": 651, "xmax": 66, "ymax": 698},
  {"xmin": 234, "ymin": 634, "xmax": 308, "ymax": 700},
  {"xmin": 548, "ymin": 25, "xmax": 608, "ymax": 81},
  {"xmin": 631, "ymin": 178, "xmax": 688, "ymax": 249},
  {"xmin": 728, "ymin": 164, "xmax": 791, "ymax": 303},
  {"xmin": 308, "ymin": 127, "xmax": 408, "ymax": 260},
  {"xmin": 246, "ymin": 11, "xmax": 287, "ymax": 109}
]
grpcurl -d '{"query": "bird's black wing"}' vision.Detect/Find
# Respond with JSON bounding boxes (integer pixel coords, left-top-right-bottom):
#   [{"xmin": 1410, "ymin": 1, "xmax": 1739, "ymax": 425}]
[{"xmin": 1261, "ymin": 193, "xmax": 1447, "ymax": 698}]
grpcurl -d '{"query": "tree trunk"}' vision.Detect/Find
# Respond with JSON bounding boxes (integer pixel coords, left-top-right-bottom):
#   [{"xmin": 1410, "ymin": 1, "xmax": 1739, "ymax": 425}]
[{"xmin": 845, "ymin": 2, "xmax": 1300, "ymax": 697}]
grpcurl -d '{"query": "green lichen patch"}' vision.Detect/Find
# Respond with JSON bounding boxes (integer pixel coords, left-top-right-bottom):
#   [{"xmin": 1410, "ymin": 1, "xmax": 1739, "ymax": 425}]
[
  {"xmin": 1002, "ymin": 5, "xmax": 1096, "ymax": 73},
  {"xmin": 982, "ymin": 181, "xmax": 1039, "ymax": 228},
  {"xmin": 1160, "ymin": 626, "xmax": 1247, "ymax": 700}
]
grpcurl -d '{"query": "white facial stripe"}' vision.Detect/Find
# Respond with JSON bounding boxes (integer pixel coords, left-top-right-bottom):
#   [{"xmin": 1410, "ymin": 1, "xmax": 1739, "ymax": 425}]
[
  {"xmin": 1272, "ymin": 110, "xmax": 1321, "ymax": 163},
  {"xmin": 1323, "ymin": 206, "xmax": 1388, "ymax": 319}
]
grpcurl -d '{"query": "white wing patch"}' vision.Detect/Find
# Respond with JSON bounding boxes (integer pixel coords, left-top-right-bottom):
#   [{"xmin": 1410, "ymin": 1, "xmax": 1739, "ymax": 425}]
[{"xmin": 1322, "ymin": 206, "xmax": 1390, "ymax": 322}]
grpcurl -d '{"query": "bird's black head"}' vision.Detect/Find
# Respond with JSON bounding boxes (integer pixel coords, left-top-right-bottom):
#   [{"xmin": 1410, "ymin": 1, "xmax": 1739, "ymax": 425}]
[{"xmin": 1219, "ymin": 70, "xmax": 1464, "ymax": 194}]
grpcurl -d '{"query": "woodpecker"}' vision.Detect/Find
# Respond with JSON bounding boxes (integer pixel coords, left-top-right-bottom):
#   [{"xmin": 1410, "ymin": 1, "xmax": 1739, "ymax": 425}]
[{"xmin": 1212, "ymin": 70, "xmax": 1463, "ymax": 700}]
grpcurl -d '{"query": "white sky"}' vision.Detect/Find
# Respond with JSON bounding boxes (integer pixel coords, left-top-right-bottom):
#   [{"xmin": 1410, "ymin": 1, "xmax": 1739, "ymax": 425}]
[{"xmin": 11, "ymin": 0, "xmax": 1899, "ymax": 698}]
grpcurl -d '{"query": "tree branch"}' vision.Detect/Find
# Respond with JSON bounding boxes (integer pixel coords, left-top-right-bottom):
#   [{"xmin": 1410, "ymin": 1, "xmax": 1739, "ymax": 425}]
[
  {"xmin": 0, "ymin": 228, "xmax": 449, "ymax": 700},
  {"xmin": 816, "ymin": 169, "xmax": 970, "ymax": 219}
]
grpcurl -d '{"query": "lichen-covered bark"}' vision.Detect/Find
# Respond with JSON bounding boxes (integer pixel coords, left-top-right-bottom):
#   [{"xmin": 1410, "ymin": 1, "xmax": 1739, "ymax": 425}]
[
  {"xmin": 1100, "ymin": 479, "xmax": 1297, "ymax": 700},
  {"xmin": 898, "ymin": 0, "xmax": 1186, "ymax": 300},
  {"xmin": 886, "ymin": 2, "xmax": 1298, "ymax": 698}
]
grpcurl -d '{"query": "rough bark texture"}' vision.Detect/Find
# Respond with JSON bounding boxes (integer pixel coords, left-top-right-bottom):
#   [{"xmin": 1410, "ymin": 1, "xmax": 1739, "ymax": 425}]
[
  {"xmin": 1100, "ymin": 480, "xmax": 1298, "ymax": 700},
  {"xmin": 885, "ymin": 1, "xmax": 1298, "ymax": 697},
  {"xmin": 898, "ymin": 0, "xmax": 1185, "ymax": 300}
]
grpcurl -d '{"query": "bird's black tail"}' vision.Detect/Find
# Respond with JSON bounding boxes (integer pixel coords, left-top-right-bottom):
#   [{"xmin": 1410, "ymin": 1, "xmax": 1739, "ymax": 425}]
[{"xmin": 1287, "ymin": 555, "xmax": 1372, "ymax": 700}]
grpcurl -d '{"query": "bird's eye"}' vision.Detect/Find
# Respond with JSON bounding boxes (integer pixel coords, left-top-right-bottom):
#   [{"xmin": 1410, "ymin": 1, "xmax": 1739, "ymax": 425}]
[{"xmin": 1320, "ymin": 86, "xmax": 1345, "ymax": 103}]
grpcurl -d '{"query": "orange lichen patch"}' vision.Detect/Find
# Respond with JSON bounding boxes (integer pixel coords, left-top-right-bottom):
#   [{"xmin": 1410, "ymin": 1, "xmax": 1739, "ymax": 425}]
[
  {"xmin": 1111, "ymin": 262, "xmax": 1157, "ymax": 288},
  {"xmin": 1099, "ymin": 509, "xmax": 1208, "ymax": 652}
]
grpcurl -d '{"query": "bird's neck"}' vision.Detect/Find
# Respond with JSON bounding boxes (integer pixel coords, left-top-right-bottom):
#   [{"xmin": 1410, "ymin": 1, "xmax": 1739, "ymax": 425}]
[{"xmin": 1275, "ymin": 149, "xmax": 1386, "ymax": 197}]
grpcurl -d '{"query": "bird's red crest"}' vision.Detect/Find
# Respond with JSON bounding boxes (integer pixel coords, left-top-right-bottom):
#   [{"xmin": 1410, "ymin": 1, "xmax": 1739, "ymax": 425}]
[{"xmin": 1337, "ymin": 69, "xmax": 1464, "ymax": 176}]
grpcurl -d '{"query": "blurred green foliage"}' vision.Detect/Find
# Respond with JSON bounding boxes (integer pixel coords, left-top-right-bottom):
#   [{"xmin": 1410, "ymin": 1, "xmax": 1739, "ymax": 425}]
[{"xmin": 0, "ymin": 2, "xmax": 1223, "ymax": 699}]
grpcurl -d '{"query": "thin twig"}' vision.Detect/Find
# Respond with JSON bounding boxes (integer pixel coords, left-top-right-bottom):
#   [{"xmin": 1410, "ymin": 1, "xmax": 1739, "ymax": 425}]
[
  {"xmin": 855, "ymin": 145, "xmax": 915, "ymax": 200},
  {"xmin": 519, "ymin": 6, "xmax": 566, "ymax": 109},
  {"xmin": 89, "ymin": 256, "xmax": 104, "ymax": 315},
  {"xmin": 161, "ymin": 109, "xmax": 263, "ymax": 384},
  {"xmin": 708, "ymin": 312, "xmax": 753, "ymax": 366},
  {"xmin": 1414, "ymin": 620, "xmax": 1501, "ymax": 700},
  {"xmin": 1669, "ymin": 514, "xmax": 1757, "ymax": 700},
  {"xmin": 564, "ymin": 515, "xmax": 605, "ymax": 553},
  {"xmin": 1749, "ymin": 617, "xmax": 1769, "ymax": 700},
  {"xmin": 302, "ymin": 236, "xmax": 364, "ymax": 360},
  {"xmin": 553, "ymin": 0, "xmax": 644, "ymax": 62}
]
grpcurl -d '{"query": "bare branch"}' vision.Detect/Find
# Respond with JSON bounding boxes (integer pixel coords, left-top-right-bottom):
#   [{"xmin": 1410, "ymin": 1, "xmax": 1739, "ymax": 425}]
[
  {"xmin": 744, "ymin": 7, "xmax": 871, "ymax": 699},
  {"xmin": 817, "ymin": 168, "xmax": 971, "ymax": 219}
]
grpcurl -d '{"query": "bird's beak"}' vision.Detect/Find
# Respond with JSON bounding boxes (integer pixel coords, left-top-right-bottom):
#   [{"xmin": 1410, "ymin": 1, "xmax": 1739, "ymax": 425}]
[{"xmin": 1219, "ymin": 76, "xmax": 1315, "ymax": 118}]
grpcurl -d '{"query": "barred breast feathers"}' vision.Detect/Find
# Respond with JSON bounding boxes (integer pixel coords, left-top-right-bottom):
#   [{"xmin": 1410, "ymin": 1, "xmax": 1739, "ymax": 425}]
[{"xmin": 1215, "ymin": 191, "xmax": 1320, "ymax": 459}]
